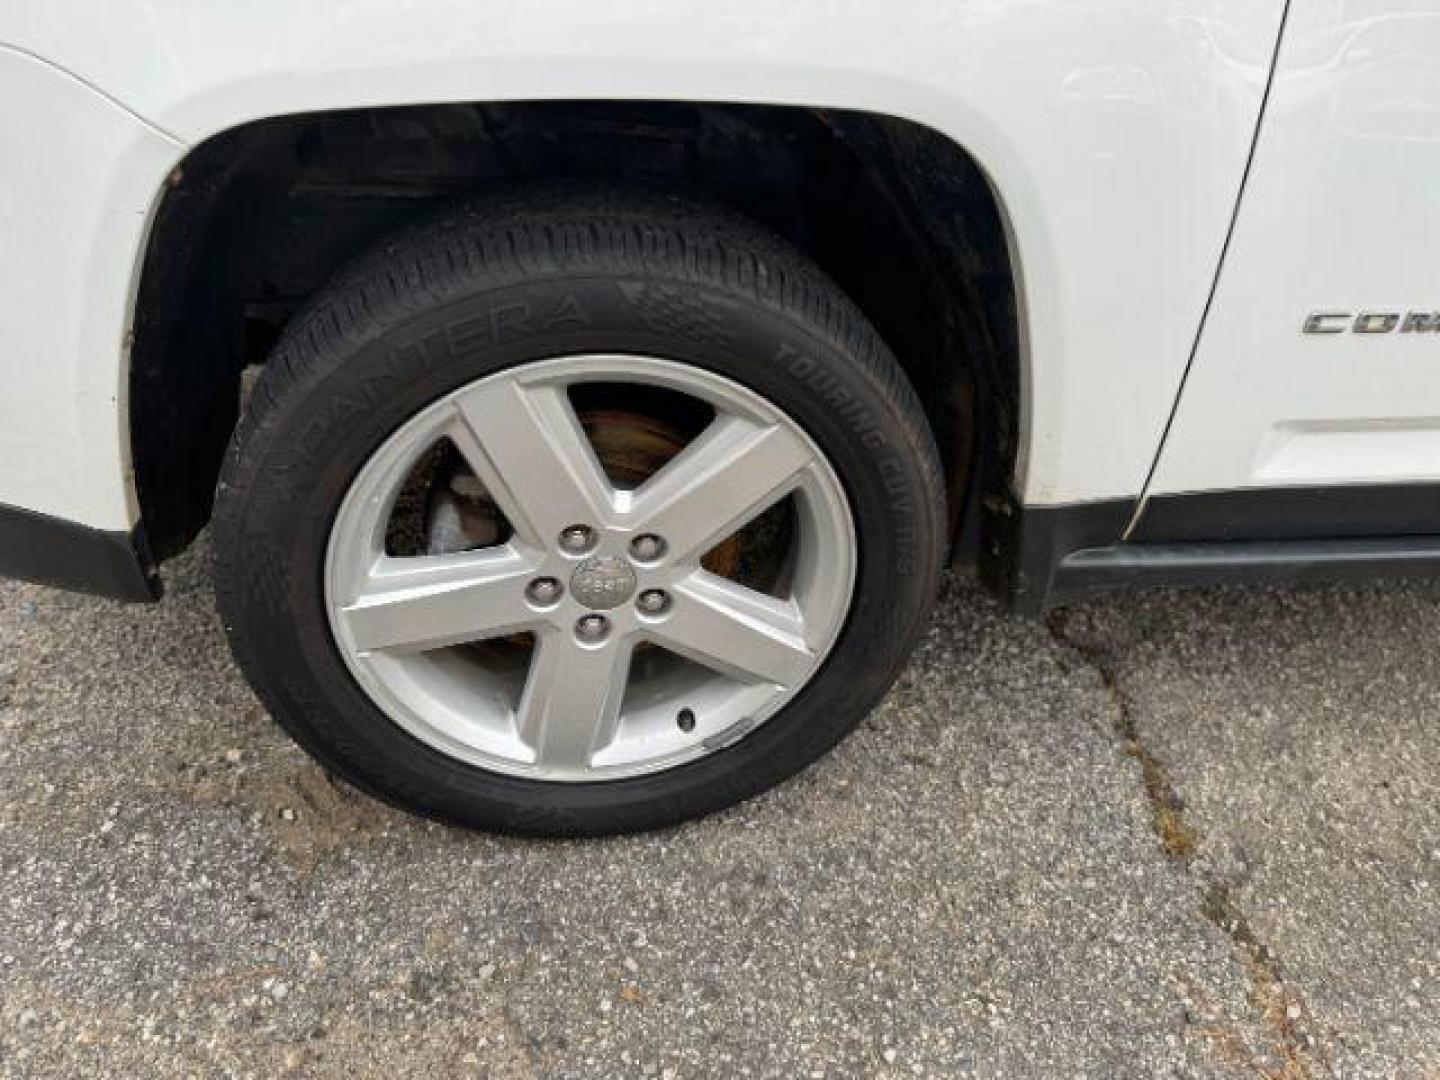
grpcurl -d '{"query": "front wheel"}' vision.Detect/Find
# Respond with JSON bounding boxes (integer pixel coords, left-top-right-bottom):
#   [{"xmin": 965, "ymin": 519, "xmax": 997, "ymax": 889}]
[{"xmin": 213, "ymin": 191, "xmax": 945, "ymax": 836}]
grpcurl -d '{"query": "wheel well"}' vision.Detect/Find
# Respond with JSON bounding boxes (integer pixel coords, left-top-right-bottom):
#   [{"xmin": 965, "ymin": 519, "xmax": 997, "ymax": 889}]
[{"xmin": 130, "ymin": 101, "xmax": 1019, "ymax": 561}]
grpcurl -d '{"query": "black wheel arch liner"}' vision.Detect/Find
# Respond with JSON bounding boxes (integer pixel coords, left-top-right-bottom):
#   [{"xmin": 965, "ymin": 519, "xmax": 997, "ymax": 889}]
[{"xmin": 125, "ymin": 101, "xmax": 1021, "ymax": 570}]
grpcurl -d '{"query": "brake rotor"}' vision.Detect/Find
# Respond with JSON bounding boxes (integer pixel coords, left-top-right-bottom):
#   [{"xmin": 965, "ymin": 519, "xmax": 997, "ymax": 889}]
[
  {"xmin": 581, "ymin": 409, "xmax": 743, "ymax": 577},
  {"xmin": 428, "ymin": 408, "xmax": 742, "ymax": 577}
]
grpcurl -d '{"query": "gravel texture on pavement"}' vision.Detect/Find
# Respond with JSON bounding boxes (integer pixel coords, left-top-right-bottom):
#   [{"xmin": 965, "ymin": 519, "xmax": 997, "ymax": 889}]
[{"xmin": 1, "ymin": 542, "xmax": 1436, "ymax": 1077}]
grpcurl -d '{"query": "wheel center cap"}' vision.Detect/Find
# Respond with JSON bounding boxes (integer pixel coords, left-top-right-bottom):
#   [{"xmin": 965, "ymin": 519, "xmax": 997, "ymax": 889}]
[{"xmin": 570, "ymin": 555, "xmax": 638, "ymax": 610}]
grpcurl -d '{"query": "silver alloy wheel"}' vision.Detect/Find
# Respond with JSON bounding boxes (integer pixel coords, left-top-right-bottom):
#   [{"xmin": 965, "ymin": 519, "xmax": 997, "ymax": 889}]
[{"xmin": 325, "ymin": 354, "xmax": 856, "ymax": 782}]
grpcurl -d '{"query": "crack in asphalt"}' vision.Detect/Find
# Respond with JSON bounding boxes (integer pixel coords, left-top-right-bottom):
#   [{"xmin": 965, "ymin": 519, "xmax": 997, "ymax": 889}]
[{"xmin": 1046, "ymin": 609, "xmax": 1331, "ymax": 1080}]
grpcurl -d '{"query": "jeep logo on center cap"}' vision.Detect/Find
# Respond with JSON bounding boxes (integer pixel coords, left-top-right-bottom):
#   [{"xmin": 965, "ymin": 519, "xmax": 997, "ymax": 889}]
[{"xmin": 570, "ymin": 555, "xmax": 638, "ymax": 610}]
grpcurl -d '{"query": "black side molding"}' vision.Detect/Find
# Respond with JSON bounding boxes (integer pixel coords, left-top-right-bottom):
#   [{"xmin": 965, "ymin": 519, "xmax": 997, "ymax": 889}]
[
  {"xmin": 986, "ymin": 482, "xmax": 1440, "ymax": 613},
  {"xmin": 978, "ymin": 494, "xmax": 1136, "ymax": 613},
  {"xmin": 0, "ymin": 503, "xmax": 160, "ymax": 602},
  {"xmin": 1135, "ymin": 483, "xmax": 1440, "ymax": 543},
  {"xmin": 1052, "ymin": 536, "xmax": 1440, "ymax": 603}
]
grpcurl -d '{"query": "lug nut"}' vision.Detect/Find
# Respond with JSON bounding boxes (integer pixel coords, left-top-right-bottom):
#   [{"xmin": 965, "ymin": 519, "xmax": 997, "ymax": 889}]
[
  {"xmin": 630, "ymin": 533, "xmax": 667, "ymax": 562},
  {"xmin": 525, "ymin": 577, "xmax": 562, "ymax": 606},
  {"xmin": 559, "ymin": 524, "xmax": 596, "ymax": 554},
  {"xmin": 575, "ymin": 614, "xmax": 611, "ymax": 644},
  {"xmin": 636, "ymin": 589, "xmax": 671, "ymax": 616}
]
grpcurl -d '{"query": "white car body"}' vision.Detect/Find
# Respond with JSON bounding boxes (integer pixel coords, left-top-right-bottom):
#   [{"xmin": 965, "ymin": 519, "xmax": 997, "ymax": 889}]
[{"xmin": 0, "ymin": 0, "xmax": 1436, "ymax": 607}]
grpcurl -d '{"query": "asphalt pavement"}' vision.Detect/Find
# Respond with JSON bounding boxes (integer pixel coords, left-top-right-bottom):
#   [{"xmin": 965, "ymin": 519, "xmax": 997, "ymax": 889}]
[{"xmin": 1, "ymin": 541, "xmax": 1436, "ymax": 1078}]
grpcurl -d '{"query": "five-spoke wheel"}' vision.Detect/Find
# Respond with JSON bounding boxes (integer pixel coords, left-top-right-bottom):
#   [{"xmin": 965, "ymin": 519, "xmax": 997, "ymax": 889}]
[{"xmin": 326, "ymin": 355, "xmax": 855, "ymax": 780}]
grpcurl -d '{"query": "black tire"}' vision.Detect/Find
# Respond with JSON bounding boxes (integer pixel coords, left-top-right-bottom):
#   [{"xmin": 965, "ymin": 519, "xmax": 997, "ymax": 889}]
[{"xmin": 212, "ymin": 189, "xmax": 946, "ymax": 836}]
